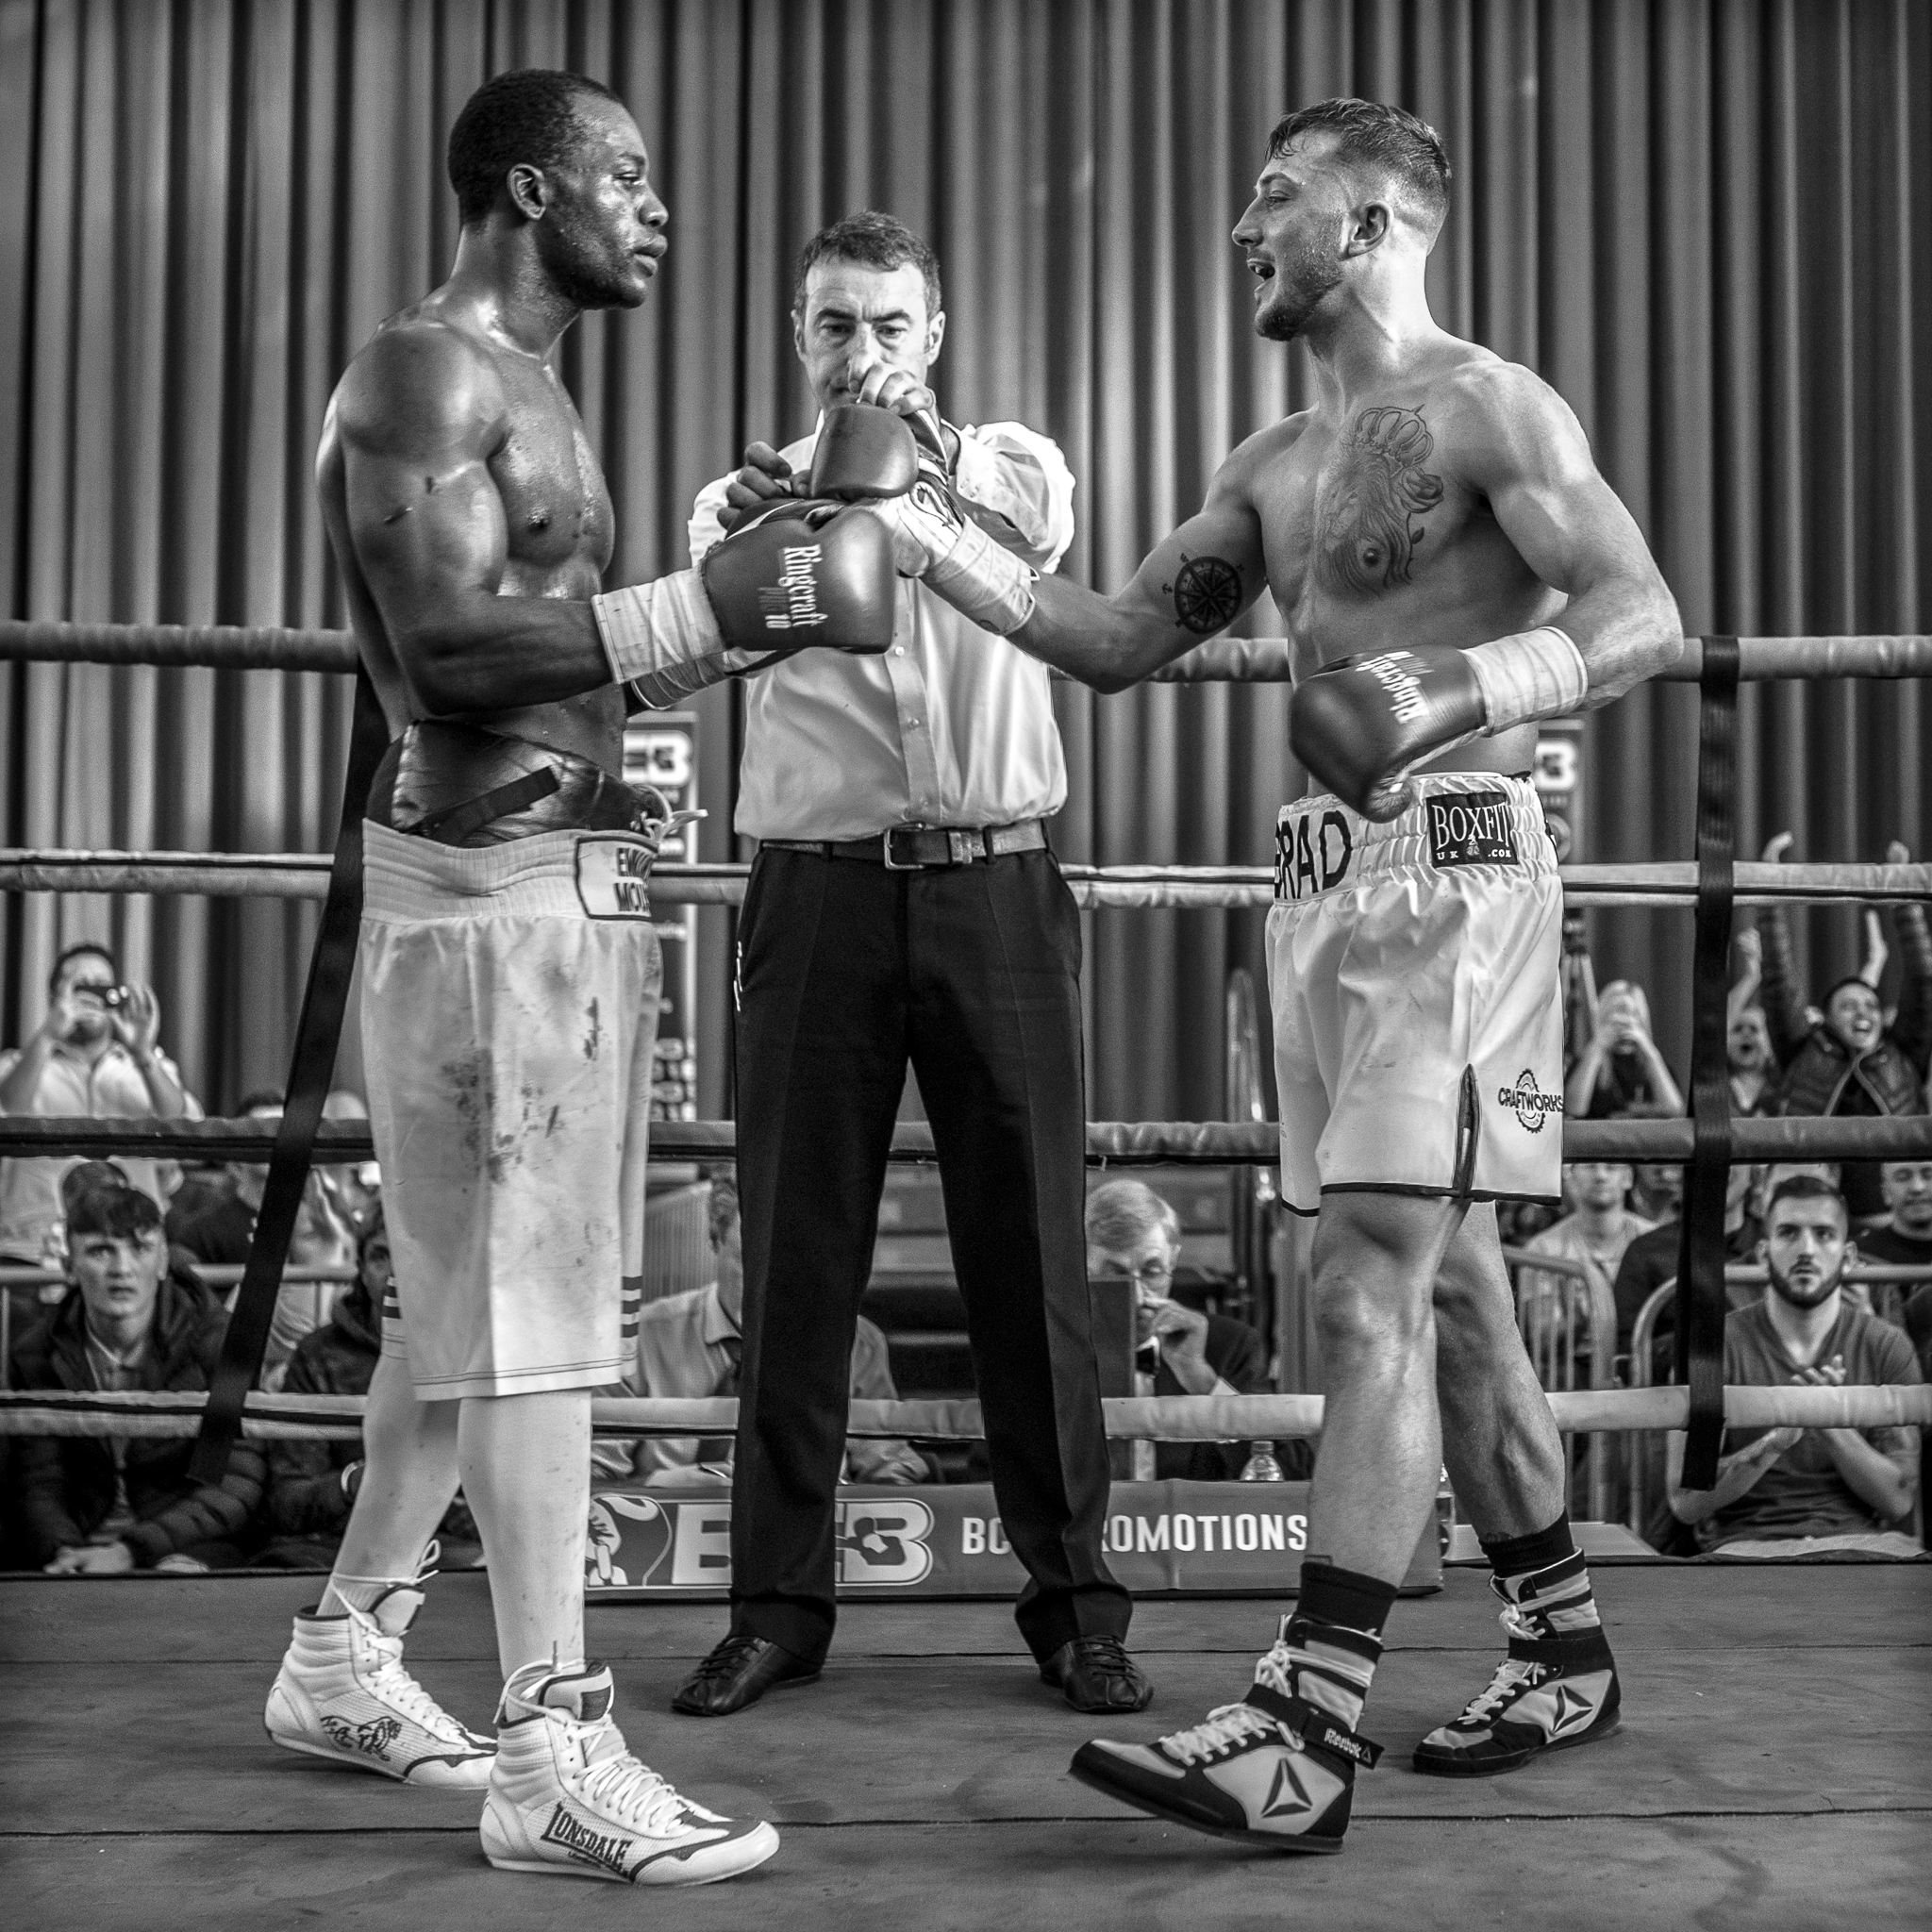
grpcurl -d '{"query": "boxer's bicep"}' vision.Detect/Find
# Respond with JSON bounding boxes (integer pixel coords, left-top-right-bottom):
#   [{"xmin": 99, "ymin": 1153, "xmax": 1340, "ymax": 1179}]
[
  {"xmin": 1112, "ymin": 481, "xmax": 1269, "ymax": 644},
  {"xmin": 1465, "ymin": 367, "xmax": 1681, "ymax": 695}
]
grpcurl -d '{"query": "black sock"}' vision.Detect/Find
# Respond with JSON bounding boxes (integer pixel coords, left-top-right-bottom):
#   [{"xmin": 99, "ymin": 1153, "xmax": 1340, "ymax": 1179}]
[
  {"xmin": 1291, "ymin": 1558, "xmax": 1400, "ymax": 1645},
  {"xmin": 1478, "ymin": 1512, "xmax": 1574, "ymax": 1580}
]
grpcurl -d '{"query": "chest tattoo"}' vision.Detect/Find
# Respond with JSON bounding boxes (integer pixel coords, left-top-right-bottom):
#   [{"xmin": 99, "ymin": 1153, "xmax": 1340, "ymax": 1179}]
[{"xmin": 1319, "ymin": 405, "xmax": 1444, "ymax": 594}]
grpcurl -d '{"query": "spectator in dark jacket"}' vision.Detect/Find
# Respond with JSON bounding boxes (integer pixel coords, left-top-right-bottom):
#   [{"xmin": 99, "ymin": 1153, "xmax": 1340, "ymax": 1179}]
[
  {"xmin": 260, "ymin": 1205, "xmax": 479, "ymax": 1568},
  {"xmin": 9, "ymin": 1184, "xmax": 264, "ymax": 1572},
  {"xmin": 1757, "ymin": 835, "xmax": 1932, "ymax": 1222},
  {"xmin": 1085, "ymin": 1178, "xmax": 1303, "ymax": 1484}
]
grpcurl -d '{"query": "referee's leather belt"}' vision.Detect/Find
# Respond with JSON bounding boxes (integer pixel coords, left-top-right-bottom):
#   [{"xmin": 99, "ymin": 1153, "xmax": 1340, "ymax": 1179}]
[{"xmin": 762, "ymin": 819, "xmax": 1048, "ymax": 870}]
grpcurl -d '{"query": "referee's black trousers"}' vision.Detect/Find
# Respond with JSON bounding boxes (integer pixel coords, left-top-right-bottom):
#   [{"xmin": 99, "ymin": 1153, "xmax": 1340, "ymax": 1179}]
[{"xmin": 726, "ymin": 845, "xmax": 1130, "ymax": 1664}]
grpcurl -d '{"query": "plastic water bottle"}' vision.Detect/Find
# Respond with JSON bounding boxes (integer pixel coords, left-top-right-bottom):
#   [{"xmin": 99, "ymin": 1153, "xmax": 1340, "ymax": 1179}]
[
  {"xmin": 1240, "ymin": 1441, "xmax": 1286, "ymax": 1482},
  {"xmin": 1436, "ymin": 1465, "xmax": 1457, "ymax": 1556}
]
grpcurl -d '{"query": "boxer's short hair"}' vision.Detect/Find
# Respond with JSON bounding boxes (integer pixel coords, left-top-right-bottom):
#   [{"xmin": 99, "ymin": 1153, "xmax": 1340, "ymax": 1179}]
[
  {"xmin": 1268, "ymin": 97, "xmax": 1450, "ymax": 232},
  {"xmin": 67, "ymin": 1184, "xmax": 164, "ymax": 1241},
  {"xmin": 793, "ymin": 210, "xmax": 942, "ymax": 321},
  {"xmin": 1086, "ymin": 1179, "xmax": 1181, "ymax": 1255},
  {"xmin": 448, "ymin": 68, "xmax": 623, "ymax": 226}
]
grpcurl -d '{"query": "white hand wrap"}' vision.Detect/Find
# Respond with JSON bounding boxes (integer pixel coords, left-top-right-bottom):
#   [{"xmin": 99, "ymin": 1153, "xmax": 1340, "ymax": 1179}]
[
  {"xmin": 871, "ymin": 480, "xmax": 1037, "ymax": 636},
  {"xmin": 592, "ymin": 568, "xmax": 724, "ymax": 685},
  {"xmin": 1467, "ymin": 625, "xmax": 1589, "ymax": 732}
]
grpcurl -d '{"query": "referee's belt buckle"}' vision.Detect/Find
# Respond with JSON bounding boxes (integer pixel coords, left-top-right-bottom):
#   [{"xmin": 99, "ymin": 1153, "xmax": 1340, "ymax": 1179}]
[{"xmin": 882, "ymin": 825, "xmax": 986, "ymax": 869}]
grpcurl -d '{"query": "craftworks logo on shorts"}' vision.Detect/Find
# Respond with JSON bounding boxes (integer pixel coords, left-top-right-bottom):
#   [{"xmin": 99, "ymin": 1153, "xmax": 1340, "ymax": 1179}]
[
  {"xmin": 756, "ymin": 543, "xmax": 829, "ymax": 631},
  {"xmin": 575, "ymin": 834, "xmax": 656, "ymax": 919},
  {"xmin": 1426, "ymin": 791, "xmax": 1520, "ymax": 869},
  {"xmin": 1274, "ymin": 809, "xmax": 1354, "ymax": 902},
  {"xmin": 1498, "ymin": 1069, "xmax": 1564, "ymax": 1132}
]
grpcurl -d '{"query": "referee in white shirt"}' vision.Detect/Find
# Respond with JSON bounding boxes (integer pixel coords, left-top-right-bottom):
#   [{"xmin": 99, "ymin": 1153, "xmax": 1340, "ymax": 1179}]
[{"xmin": 668, "ymin": 213, "xmax": 1146, "ymax": 1720}]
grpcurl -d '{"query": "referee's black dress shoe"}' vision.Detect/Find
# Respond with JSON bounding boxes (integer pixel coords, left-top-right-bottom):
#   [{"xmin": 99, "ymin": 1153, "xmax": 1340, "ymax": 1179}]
[
  {"xmin": 1040, "ymin": 1636, "xmax": 1153, "ymax": 1713},
  {"xmin": 672, "ymin": 1633, "xmax": 823, "ymax": 1717}
]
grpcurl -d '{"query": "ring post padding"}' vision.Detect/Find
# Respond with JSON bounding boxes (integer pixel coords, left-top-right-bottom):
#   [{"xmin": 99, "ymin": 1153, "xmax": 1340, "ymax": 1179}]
[
  {"xmin": 189, "ymin": 668, "xmax": 390, "ymax": 1485},
  {"xmin": 1676, "ymin": 638, "xmax": 1740, "ymax": 1491}
]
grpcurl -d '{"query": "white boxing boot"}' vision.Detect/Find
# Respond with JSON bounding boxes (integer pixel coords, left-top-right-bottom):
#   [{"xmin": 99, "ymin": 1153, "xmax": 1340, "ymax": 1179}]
[
  {"xmin": 481, "ymin": 1659, "xmax": 779, "ymax": 1886},
  {"xmin": 265, "ymin": 1584, "xmax": 494, "ymax": 1789}
]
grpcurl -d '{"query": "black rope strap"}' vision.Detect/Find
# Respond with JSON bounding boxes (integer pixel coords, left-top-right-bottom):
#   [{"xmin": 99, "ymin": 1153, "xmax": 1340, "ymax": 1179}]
[
  {"xmin": 1674, "ymin": 636, "xmax": 1740, "ymax": 1489},
  {"xmin": 189, "ymin": 669, "xmax": 391, "ymax": 1484}
]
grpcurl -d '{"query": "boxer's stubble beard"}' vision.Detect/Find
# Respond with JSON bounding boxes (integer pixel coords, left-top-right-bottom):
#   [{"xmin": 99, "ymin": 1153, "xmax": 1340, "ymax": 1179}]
[{"xmin": 1255, "ymin": 236, "xmax": 1345, "ymax": 342}]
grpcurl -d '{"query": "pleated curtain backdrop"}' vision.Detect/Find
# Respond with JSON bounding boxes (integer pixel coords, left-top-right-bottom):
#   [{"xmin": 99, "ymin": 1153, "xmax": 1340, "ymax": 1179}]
[{"xmin": 2, "ymin": 0, "xmax": 1926, "ymax": 1124}]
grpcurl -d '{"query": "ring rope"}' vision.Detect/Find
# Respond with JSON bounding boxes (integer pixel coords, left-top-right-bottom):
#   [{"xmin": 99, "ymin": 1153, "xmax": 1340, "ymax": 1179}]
[
  {"xmin": 4, "ymin": 1112, "xmax": 1930, "ymax": 1166},
  {"xmin": 4, "ymin": 851, "xmax": 1926, "ymax": 910},
  {"xmin": 7, "ymin": 620, "xmax": 1930, "ymax": 683},
  {"xmin": 1, "ymin": 1384, "xmax": 1924, "ymax": 1443}
]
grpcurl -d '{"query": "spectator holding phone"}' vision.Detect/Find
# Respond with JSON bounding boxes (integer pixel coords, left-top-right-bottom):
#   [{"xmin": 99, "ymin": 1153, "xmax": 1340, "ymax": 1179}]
[
  {"xmin": 1564, "ymin": 979, "xmax": 1684, "ymax": 1122},
  {"xmin": 0, "ymin": 942, "xmax": 200, "ymax": 1264}
]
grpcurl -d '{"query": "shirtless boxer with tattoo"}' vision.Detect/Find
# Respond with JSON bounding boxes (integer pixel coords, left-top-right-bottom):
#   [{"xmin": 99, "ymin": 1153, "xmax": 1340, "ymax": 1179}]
[
  {"xmin": 862, "ymin": 98, "xmax": 1681, "ymax": 1854},
  {"xmin": 265, "ymin": 68, "xmax": 896, "ymax": 1885}
]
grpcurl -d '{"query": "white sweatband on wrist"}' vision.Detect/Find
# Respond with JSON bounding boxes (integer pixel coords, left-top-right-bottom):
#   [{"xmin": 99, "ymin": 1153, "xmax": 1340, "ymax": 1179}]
[
  {"xmin": 1466, "ymin": 625, "xmax": 1589, "ymax": 732},
  {"xmin": 591, "ymin": 568, "xmax": 724, "ymax": 686},
  {"xmin": 924, "ymin": 514, "xmax": 1037, "ymax": 636}
]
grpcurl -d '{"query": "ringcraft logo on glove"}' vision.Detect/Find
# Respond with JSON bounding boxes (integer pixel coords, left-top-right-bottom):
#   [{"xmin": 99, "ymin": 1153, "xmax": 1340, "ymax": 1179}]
[{"xmin": 755, "ymin": 543, "xmax": 831, "ymax": 631}]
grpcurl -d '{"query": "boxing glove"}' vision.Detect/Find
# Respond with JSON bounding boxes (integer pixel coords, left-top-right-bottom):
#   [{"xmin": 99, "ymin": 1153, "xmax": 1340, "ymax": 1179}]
[
  {"xmin": 808, "ymin": 403, "xmax": 921, "ymax": 501},
  {"xmin": 594, "ymin": 497, "xmax": 900, "ymax": 708},
  {"xmin": 1290, "ymin": 627, "xmax": 1588, "ymax": 822}
]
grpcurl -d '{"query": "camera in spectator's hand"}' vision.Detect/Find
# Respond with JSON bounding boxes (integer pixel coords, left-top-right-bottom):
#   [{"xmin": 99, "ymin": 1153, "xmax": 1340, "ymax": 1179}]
[{"xmin": 97, "ymin": 984, "xmax": 134, "ymax": 1011}]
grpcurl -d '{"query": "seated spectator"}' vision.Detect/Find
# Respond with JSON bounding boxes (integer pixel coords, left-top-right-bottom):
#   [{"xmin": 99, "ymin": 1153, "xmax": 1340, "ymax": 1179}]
[
  {"xmin": 1614, "ymin": 1158, "xmax": 1759, "ymax": 1377},
  {"xmin": 259, "ymin": 1205, "xmax": 479, "ymax": 1569},
  {"xmin": 1666, "ymin": 1175, "xmax": 1921, "ymax": 1558},
  {"xmin": 0, "ymin": 942, "xmax": 201, "ymax": 1264},
  {"xmin": 1564, "ymin": 980, "xmax": 1685, "ymax": 1121},
  {"xmin": 1617, "ymin": 1100, "xmax": 1687, "ymax": 1225},
  {"xmin": 1855, "ymin": 1161, "xmax": 1932, "ymax": 1327},
  {"xmin": 8, "ymin": 1184, "xmax": 265, "ymax": 1573},
  {"xmin": 604, "ymin": 1172, "xmax": 928, "ymax": 1490},
  {"xmin": 1726, "ymin": 928, "xmax": 1776, "ymax": 1115},
  {"xmin": 1515, "ymin": 1162, "xmax": 1653, "ymax": 1372},
  {"xmin": 170, "ymin": 1089, "xmax": 359, "ymax": 1382},
  {"xmin": 1757, "ymin": 834, "xmax": 1931, "ymax": 1223},
  {"xmin": 1085, "ymin": 1178, "xmax": 1302, "ymax": 1483}
]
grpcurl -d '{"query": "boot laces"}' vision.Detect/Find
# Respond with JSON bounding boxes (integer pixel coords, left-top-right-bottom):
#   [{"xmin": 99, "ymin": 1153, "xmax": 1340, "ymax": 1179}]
[
  {"xmin": 354, "ymin": 1620, "xmax": 466, "ymax": 1737},
  {"xmin": 1455, "ymin": 1610, "xmax": 1547, "ymax": 1725},
  {"xmin": 1161, "ymin": 1701, "xmax": 1283, "ymax": 1766},
  {"xmin": 574, "ymin": 1724, "xmax": 693, "ymax": 1837}
]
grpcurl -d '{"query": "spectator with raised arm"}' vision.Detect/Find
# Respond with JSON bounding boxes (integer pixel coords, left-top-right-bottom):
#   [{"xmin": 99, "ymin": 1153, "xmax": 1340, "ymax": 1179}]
[
  {"xmin": 0, "ymin": 943, "xmax": 200, "ymax": 1265},
  {"xmin": 1666, "ymin": 1175, "xmax": 1920, "ymax": 1558},
  {"xmin": 1564, "ymin": 980, "xmax": 1684, "ymax": 1122},
  {"xmin": 1726, "ymin": 929, "xmax": 1776, "ymax": 1116},
  {"xmin": 1757, "ymin": 835, "xmax": 1932, "ymax": 1222}
]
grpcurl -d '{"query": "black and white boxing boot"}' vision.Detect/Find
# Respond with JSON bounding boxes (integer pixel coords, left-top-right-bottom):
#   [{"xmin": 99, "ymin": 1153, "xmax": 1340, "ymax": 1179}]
[{"xmin": 1413, "ymin": 1547, "xmax": 1621, "ymax": 1776}]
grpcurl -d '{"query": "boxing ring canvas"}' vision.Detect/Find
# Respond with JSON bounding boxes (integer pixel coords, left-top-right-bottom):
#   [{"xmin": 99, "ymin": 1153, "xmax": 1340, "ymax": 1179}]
[{"xmin": 6, "ymin": 1563, "xmax": 1926, "ymax": 1931}]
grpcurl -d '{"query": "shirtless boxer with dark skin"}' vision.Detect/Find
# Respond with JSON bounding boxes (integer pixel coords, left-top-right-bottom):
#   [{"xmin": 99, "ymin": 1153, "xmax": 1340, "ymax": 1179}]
[
  {"xmin": 264, "ymin": 70, "xmax": 873, "ymax": 1886},
  {"xmin": 865, "ymin": 98, "xmax": 1681, "ymax": 1854}
]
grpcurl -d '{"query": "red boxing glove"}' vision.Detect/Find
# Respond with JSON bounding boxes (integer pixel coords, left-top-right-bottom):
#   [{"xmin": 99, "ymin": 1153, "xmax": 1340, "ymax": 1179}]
[
  {"xmin": 808, "ymin": 403, "xmax": 920, "ymax": 501},
  {"xmin": 1289, "ymin": 645, "xmax": 1488, "ymax": 822},
  {"xmin": 700, "ymin": 498, "xmax": 898, "ymax": 654}
]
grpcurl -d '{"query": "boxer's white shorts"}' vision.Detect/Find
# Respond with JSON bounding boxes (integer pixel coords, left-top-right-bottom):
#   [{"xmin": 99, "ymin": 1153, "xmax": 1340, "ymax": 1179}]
[
  {"xmin": 360, "ymin": 823, "xmax": 660, "ymax": 1399},
  {"xmin": 1267, "ymin": 774, "xmax": 1564, "ymax": 1215}
]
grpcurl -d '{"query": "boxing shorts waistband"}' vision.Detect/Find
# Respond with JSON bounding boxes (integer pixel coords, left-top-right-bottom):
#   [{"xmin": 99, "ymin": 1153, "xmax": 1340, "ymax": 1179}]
[
  {"xmin": 361, "ymin": 820, "xmax": 660, "ymax": 924},
  {"xmin": 1274, "ymin": 773, "xmax": 1551, "ymax": 905},
  {"xmin": 762, "ymin": 819, "xmax": 1047, "ymax": 869}
]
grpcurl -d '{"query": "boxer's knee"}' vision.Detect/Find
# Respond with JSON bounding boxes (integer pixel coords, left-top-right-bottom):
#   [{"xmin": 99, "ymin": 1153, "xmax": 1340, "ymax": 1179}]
[{"xmin": 1308, "ymin": 1195, "xmax": 1445, "ymax": 1368}]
